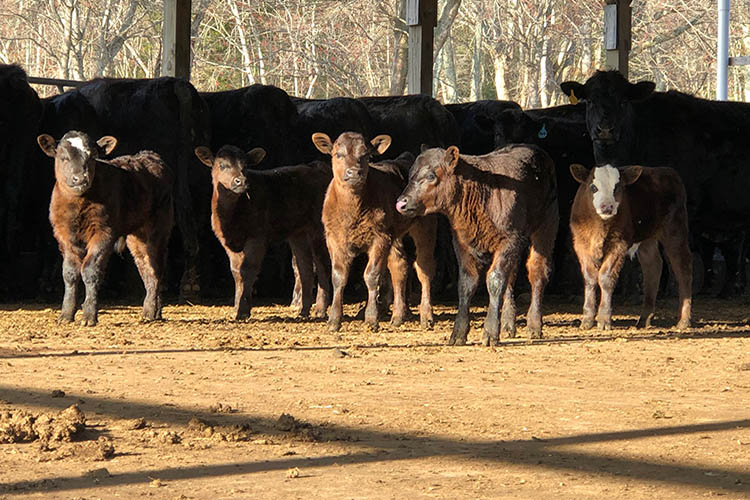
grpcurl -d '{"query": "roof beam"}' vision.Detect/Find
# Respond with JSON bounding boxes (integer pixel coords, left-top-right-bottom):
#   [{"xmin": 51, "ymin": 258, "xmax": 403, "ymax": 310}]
[
  {"xmin": 162, "ymin": 0, "xmax": 191, "ymax": 80},
  {"xmin": 407, "ymin": 0, "xmax": 437, "ymax": 96},
  {"xmin": 604, "ymin": 0, "xmax": 631, "ymax": 78}
]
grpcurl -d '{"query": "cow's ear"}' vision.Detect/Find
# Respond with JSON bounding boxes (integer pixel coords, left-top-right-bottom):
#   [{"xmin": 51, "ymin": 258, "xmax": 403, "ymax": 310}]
[
  {"xmin": 194, "ymin": 146, "xmax": 214, "ymax": 167},
  {"xmin": 97, "ymin": 136, "xmax": 117, "ymax": 156},
  {"xmin": 420, "ymin": 143, "xmax": 430, "ymax": 153},
  {"xmin": 560, "ymin": 81, "xmax": 586, "ymax": 102},
  {"xmin": 371, "ymin": 134, "xmax": 391, "ymax": 155},
  {"xmin": 570, "ymin": 163, "xmax": 590, "ymax": 184},
  {"xmin": 628, "ymin": 81, "xmax": 655, "ymax": 101},
  {"xmin": 37, "ymin": 134, "xmax": 57, "ymax": 158},
  {"xmin": 444, "ymin": 146, "xmax": 460, "ymax": 174},
  {"xmin": 620, "ymin": 165, "xmax": 643, "ymax": 185},
  {"xmin": 246, "ymin": 147, "xmax": 266, "ymax": 166},
  {"xmin": 312, "ymin": 133, "xmax": 333, "ymax": 155}
]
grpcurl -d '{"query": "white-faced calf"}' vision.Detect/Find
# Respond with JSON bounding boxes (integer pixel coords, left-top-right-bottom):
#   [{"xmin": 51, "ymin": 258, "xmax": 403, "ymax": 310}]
[
  {"xmin": 194, "ymin": 145, "xmax": 331, "ymax": 320},
  {"xmin": 39, "ymin": 130, "xmax": 174, "ymax": 326},
  {"xmin": 569, "ymin": 164, "xmax": 692, "ymax": 330},
  {"xmin": 313, "ymin": 132, "xmax": 436, "ymax": 332},
  {"xmin": 397, "ymin": 144, "xmax": 559, "ymax": 345}
]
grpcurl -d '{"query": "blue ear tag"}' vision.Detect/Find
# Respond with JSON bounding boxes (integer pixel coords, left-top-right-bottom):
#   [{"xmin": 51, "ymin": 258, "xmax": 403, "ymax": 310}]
[{"xmin": 537, "ymin": 123, "xmax": 548, "ymax": 139}]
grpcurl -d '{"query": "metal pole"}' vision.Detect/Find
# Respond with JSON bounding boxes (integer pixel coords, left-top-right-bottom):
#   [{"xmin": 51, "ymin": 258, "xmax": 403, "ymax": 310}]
[{"xmin": 717, "ymin": 0, "xmax": 730, "ymax": 100}]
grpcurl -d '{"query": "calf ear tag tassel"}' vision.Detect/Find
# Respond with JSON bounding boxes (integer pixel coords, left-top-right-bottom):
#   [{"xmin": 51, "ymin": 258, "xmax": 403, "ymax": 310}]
[
  {"xmin": 537, "ymin": 123, "xmax": 548, "ymax": 139},
  {"xmin": 569, "ymin": 89, "xmax": 579, "ymax": 104}
]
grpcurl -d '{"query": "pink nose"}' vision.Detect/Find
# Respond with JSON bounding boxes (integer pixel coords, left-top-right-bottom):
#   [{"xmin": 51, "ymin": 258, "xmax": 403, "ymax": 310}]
[{"xmin": 396, "ymin": 199, "xmax": 407, "ymax": 213}]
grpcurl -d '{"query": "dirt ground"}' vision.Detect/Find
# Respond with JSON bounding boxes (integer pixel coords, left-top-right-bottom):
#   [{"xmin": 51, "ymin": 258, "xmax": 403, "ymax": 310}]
[{"xmin": 0, "ymin": 294, "xmax": 748, "ymax": 500}]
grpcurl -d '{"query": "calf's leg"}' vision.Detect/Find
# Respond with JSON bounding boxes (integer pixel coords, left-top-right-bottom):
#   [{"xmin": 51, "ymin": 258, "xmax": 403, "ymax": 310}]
[
  {"xmin": 450, "ymin": 242, "xmax": 479, "ymax": 346},
  {"xmin": 572, "ymin": 241, "xmax": 599, "ymax": 330},
  {"xmin": 127, "ymin": 234, "xmax": 163, "ymax": 321},
  {"xmin": 635, "ymin": 239, "xmax": 661, "ymax": 328},
  {"xmin": 311, "ymin": 234, "xmax": 332, "ymax": 318},
  {"xmin": 327, "ymin": 246, "xmax": 353, "ymax": 332},
  {"xmin": 59, "ymin": 252, "xmax": 81, "ymax": 324},
  {"xmin": 526, "ymin": 217, "xmax": 557, "ymax": 338},
  {"xmin": 483, "ymin": 252, "xmax": 509, "ymax": 347},
  {"xmin": 80, "ymin": 236, "xmax": 114, "ymax": 326},
  {"xmin": 597, "ymin": 244, "xmax": 627, "ymax": 330},
  {"xmin": 227, "ymin": 239, "xmax": 267, "ymax": 320},
  {"xmin": 363, "ymin": 240, "xmax": 390, "ymax": 330},
  {"xmin": 662, "ymin": 235, "xmax": 693, "ymax": 330},
  {"xmin": 288, "ymin": 237, "xmax": 315, "ymax": 318},
  {"xmin": 387, "ymin": 240, "xmax": 409, "ymax": 327},
  {"xmin": 409, "ymin": 217, "xmax": 437, "ymax": 329},
  {"xmin": 500, "ymin": 266, "xmax": 519, "ymax": 339}
]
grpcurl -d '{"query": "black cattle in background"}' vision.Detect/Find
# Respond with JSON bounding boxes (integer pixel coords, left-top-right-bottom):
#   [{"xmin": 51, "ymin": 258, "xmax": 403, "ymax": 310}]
[
  {"xmin": 74, "ymin": 77, "xmax": 212, "ymax": 300},
  {"xmin": 292, "ymin": 96, "xmax": 375, "ymax": 161},
  {"xmin": 0, "ymin": 65, "xmax": 43, "ymax": 300},
  {"xmin": 201, "ymin": 85, "xmax": 301, "ymax": 170},
  {"xmin": 493, "ymin": 106, "xmax": 594, "ymax": 293},
  {"xmin": 445, "ymin": 99, "xmax": 521, "ymax": 155},
  {"xmin": 561, "ymin": 70, "xmax": 750, "ymax": 297}
]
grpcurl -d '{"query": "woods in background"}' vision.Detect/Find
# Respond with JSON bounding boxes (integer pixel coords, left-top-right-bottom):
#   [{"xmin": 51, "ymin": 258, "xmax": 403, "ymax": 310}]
[{"xmin": 1, "ymin": 0, "xmax": 749, "ymax": 104}]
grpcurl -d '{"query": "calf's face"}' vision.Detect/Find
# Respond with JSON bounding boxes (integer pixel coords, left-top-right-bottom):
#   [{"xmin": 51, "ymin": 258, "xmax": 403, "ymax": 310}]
[
  {"xmin": 560, "ymin": 71, "xmax": 654, "ymax": 145},
  {"xmin": 570, "ymin": 163, "xmax": 642, "ymax": 220},
  {"xmin": 37, "ymin": 131, "xmax": 117, "ymax": 196},
  {"xmin": 396, "ymin": 146, "xmax": 459, "ymax": 217},
  {"xmin": 312, "ymin": 132, "xmax": 391, "ymax": 190},
  {"xmin": 195, "ymin": 145, "xmax": 266, "ymax": 195}
]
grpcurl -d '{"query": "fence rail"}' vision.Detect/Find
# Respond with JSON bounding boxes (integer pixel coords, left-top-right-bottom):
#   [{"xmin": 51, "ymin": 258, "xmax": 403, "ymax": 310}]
[{"xmin": 27, "ymin": 76, "xmax": 85, "ymax": 93}]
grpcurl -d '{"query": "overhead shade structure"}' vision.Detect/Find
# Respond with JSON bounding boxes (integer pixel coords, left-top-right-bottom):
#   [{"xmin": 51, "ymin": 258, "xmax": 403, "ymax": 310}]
[
  {"xmin": 407, "ymin": 0, "xmax": 437, "ymax": 96},
  {"xmin": 717, "ymin": 0, "xmax": 729, "ymax": 100},
  {"xmin": 162, "ymin": 0, "xmax": 192, "ymax": 80}
]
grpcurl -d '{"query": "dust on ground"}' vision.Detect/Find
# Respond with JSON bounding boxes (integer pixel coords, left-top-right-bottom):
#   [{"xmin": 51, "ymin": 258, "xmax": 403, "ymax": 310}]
[{"xmin": 0, "ymin": 296, "xmax": 748, "ymax": 499}]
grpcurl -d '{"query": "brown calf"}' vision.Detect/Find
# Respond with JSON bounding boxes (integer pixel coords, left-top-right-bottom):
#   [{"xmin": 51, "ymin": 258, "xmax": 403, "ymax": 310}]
[
  {"xmin": 38, "ymin": 130, "xmax": 174, "ymax": 326},
  {"xmin": 195, "ymin": 145, "xmax": 331, "ymax": 319},
  {"xmin": 569, "ymin": 164, "xmax": 692, "ymax": 330},
  {"xmin": 396, "ymin": 144, "xmax": 559, "ymax": 345},
  {"xmin": 313, "ymin": 132, "xmax": 436, "ymax": 332}
]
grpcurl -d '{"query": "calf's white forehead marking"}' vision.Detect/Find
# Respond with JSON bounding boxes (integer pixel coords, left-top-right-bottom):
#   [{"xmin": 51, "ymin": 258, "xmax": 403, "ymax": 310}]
[
  {"xmin": 66, "ymin": 136, "xmax": 88, "ymax": 155},
  {"xmin": 592, "ymin": 165, "xmax": 620, "ymax": 219}
]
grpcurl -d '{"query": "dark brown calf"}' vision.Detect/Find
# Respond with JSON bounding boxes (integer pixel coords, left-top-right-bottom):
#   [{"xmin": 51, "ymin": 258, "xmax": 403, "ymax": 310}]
[
  {"xmin": 569, "ymin": 164, "xmax": 692, "ymax": 330},
  {"xmin": 38, "ymin": 130, "xmax": 174, "ymax": 326},
  {"xmin": 396, "ymin": 144, "xmax": 559, "ymax": 345},
  {"xmin": 313, "ymin": 132, "xmax": 436, "ymax": 332},
  {"xmin": 194, "ymin": 145, "xmax": 331, "ymax": 320}
]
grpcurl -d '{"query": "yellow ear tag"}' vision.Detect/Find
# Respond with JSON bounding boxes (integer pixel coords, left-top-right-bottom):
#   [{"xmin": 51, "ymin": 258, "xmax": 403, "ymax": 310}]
[{"xmin": 569, "ymin": 89, "xmax": 579, "ymax": 105}]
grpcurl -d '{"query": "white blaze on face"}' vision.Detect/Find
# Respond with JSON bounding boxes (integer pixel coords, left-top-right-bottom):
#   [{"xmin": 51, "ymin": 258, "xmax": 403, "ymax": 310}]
[
  {"xmin": 592, "ymin": 165, "xmax": 620, "ymax": 219},
  {"xmin": 66, "ymin": 136, "xmax": 89, "ymax": 156}
]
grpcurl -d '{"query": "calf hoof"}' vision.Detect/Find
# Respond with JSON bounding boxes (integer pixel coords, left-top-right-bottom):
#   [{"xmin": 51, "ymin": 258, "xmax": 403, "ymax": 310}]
[
  {"xmin": 636, "ymin": 314, "xmax": 653, "ymax": 329},
  {"xmin": 501, "ymin": 322, "xmax": 517, "ymax": 339},
  {"xmin": 448, "ymin": 331, "xmax": 467, "ymax": 346},
  {"xmin": 597, "ymin": 320, "xmax": 612, "ymax": 331},
  {"xmin": 390, "ymin": 316, "xmax": 404, "ymax": 327},
  {"xmin": 482, "ymin": 329, "xmax": 499, "ymax": 347},
  {"xmin": 80, "ymin": 315, "xmax": 98, "ymax": 327},
  {"xmin": 234, "ymin": 311, "xmax": 250, "ymax": 321},
  {"xmin": 420, "ymin": 316, "xmax": 434, "ymax": 330},
  {"xmin": 311, "ymin": 305, "xmax": 327, "ymax": 319},
  {"xmin": 580, "ymin": 318, "xmax": 594, "ymax": 330},
  {"xmin": 328, "ymin": 318, "xmax": 342, "ymax": 332},
  {"xmin": 57, "ymin": 314, "xmax": 74, "ymax": 325},
  {"xmin": 676, "ymin": 319, "xmax": 691, "ymax": 330},
  {"xmin": 527, "ymin": 325, "xmax": 542, "ymax": 340}
]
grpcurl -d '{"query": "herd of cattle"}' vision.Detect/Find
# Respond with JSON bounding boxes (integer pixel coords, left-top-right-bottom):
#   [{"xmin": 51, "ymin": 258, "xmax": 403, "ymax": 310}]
[{"xmin": 1, "ymin": 63, "xmax": 749, "ymax": 342}]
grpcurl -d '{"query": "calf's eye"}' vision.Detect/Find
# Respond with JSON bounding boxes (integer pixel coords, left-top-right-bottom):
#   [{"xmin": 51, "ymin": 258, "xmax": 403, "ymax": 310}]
[
  {"xmin": 427, "ymin": 172, "xmax": 437, "ymax": 182},
  {"xmin": 590, "ymin": 184, "xmax": 598, "ymax": 193}
]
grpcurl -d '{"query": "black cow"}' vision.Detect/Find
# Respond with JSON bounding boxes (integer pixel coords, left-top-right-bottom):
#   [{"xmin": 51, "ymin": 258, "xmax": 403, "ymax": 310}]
[
  {"xmin": 75, "ymin": 77, "xmax": 211, "ymax": 300},
  {"xmin": 445, "ymin": 99, "xmax": 521, "ymax": 154},
  {"xmin": 357, "ymin": 95, "xmax": 461, "ymax": 158},
  {"xmin": 0, "ymin": 65, "xmax": 43, "ymax": 299},
  {"xmin": 201, "ymin": 85, "xmax": 301, "ymax": 169},
  {"xmin": 561, "ymin": 70, "xmax": 750, "ymax": 297},
  {"xmin": 292, "ymin": 97, "xmax": 375, "ymax": 162}
]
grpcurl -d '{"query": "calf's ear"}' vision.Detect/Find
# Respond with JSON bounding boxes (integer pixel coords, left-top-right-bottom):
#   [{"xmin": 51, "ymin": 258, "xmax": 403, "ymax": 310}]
[
  {"xmin": 620, "ymin": 165, "xmax": 643, "ymax": 185},
  {"xmin": 628, "ymin": 81, "xmax": 655, "ymax": 101},
  {"xmin": 444, "ymin": 146, "xmax": 460, "ymax": 173},
  {"xmin": 560, "ymin": 81, "xmax": 586, "ymax": 102},
  {"xmin": 97, "ymin": 136, "xmax": 117, "ymax": 156},
  {"xmin": 371, "ymin": 134, "xmax": 392, "ymax": 155},
  {"xmin": 312, "ymin": 133, "xmax": 333, "ymax": 155},
  {"xmin": 246, "ymin": 147, "xmax": 266, "ymax": 166},
  {"xmin": 194, "ymin": 146, "xmax": 214, "ymax": 167},
  {"xmin": 569, "ymin": 163, "xmax": 590, "ymax": 183},
  {"xmin": 420, "ymin": 143, "xmax": 430, "ymax": 153},
  {"xmin": 37, "ymin": 134, "xmax": 57, "ymax": 158}
]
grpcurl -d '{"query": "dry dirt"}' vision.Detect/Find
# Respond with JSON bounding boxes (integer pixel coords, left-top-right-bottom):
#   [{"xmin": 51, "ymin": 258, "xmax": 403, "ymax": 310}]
[{"xmin": 0, "ymin": 295, "xmax": 749, "ymax": 499}]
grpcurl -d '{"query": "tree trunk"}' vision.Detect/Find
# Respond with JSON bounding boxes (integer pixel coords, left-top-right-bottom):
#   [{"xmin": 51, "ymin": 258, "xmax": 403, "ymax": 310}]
[{"xmin": 469, "ymin": 15, "xmax": 482, "ymax": 101}]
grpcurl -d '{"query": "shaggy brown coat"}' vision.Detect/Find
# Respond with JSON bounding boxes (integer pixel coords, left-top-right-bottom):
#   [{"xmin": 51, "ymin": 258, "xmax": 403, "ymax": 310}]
[
  {"xmin": 39, "ymin": 130, "xmax": 173, "ymax": 326},
  {"xmin": 396, "ymin": 144, "xmax": 559, "ymax": 345},
  {"xmin": 313, "ymin": 132, "xmax": 436, "ymax": 332},
  {"xmin": 195, "ymin": 145, "xmax": 331, "ymax": 319},
  {"xmin": 569, "ymin": 164, "xmax": 692, "ymax": 330}
]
